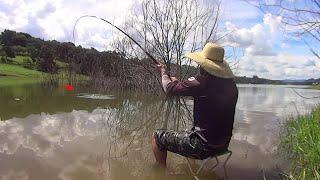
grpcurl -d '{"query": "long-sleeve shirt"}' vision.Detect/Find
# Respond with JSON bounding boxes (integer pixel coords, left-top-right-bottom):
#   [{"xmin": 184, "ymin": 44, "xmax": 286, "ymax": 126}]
[{"xmin": 161, "ymin": 72, "xmax": 238, "ymax": 146}]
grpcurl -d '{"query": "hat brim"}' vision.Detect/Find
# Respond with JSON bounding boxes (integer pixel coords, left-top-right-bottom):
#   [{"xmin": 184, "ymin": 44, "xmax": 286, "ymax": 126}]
[{"xmin": 185, "ymin": 52, "xmax": 234, "ymax": 79}]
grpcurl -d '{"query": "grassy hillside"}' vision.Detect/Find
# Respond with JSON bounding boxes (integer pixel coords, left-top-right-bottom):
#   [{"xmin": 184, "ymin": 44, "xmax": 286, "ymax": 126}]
[
  {"xmin": 0, "ymin": 55, "xmax": 88, "ymax": 86},
  {"xmin": 0, "ymin": 62, "xmax": 43, "ymax": 86},
  {"xmin": 0, "ymin": 55, "xmax": 69, "ymax": 77},
  {"xmin": 0, "ymin": 63, "xmax": 43, "ymax": 77}
]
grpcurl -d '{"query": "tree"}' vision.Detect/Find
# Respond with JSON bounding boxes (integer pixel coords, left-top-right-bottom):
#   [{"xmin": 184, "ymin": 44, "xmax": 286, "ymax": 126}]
[
  {"xmin": 15, "ymin": 34, "xmax": 27, "ymax": 46},
  {"xmin": 248, "ymin": 0, "xmax": 320, "ymax": 59},
  {"xmin": 37, "ymin": 44, "xmax": 58, "ymax": 73},
  {"xmin": 1, "ymin": 30, "xmax": 16, "ymax": 58},
  {"xmin": 1, "ymin": 30, "xmax": 28, "ymax": 47},
  {"xmin": 114, "ymin": 0, "xmax": 222, "ymax": 77},
  {"xmin": 3, "ymin": 46, "xmax": 15, "ymax": 58},
  {"xmin": 0, "ymin": 30, "xmax": 16, "ymax": 46},
  {"xmin": 108, "ymin": 0, "xmax": 226, "ymax": 129},
  {"xmin": 27, "ymin": 46, "xmax": 39, "ymax": 60}
]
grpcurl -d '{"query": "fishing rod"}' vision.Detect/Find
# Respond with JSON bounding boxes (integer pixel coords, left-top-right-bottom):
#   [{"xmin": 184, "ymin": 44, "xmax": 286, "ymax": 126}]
[{"xmin": 73, "ymin": 15, "xmax": 159, "ymax": 65}]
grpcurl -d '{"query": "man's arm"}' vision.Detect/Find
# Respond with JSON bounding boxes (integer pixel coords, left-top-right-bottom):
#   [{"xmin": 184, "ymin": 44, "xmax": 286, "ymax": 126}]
[
  {"xmin": 157, "ymin": 62, "xmax": 206, "ymax": 96},
  {"xmin": 161, "ymin": 71, "xmax": 205, "ymax": 96}
]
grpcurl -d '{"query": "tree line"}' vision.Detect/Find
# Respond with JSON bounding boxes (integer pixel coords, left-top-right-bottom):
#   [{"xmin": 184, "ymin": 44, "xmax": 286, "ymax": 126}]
[
  {"xmin": 0, "ymin": 29, "xmax": 168, "ymax": 91},
  {"xmin": 0, "ymin": 29, "xmax": 127, "ymax": 74}
]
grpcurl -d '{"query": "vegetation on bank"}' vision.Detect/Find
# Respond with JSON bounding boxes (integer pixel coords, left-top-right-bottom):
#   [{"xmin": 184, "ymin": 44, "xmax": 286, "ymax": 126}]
[
  {"xmin": 0, "ymin": 55, "xmax": 87, "ymax": 86},
  {"xmin": 282, "ymin": 107, "xmax": 320, "ymax": 179},
  {"xmin": 0, "ymin": 55, "xmax": 43, "ymax": 86},
  {"xmin": 0, "ymin": 54, "xmax": 65, "ymax": 86},
  {"xmin": 0, "ymin": 64, "xmax": 88, "ymax": 87},
  {"xmin": 311, "ymin": 84, "xmax": 320, "ymax": 90},
  {"xmin": 0, "ymin": 63, "xmax": 42, "ymax": 77},
  {"xmin": 0, "ymin": 30, "xmax": 166, "ymax": 91}
]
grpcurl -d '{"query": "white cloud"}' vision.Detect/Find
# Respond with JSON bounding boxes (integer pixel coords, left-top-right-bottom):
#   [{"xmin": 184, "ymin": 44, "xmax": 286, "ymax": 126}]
[
  {"xmin": 0, "ymin": 170, "xmax": 29, "ymax": 180},
  {"xmin": 281, "ymin": 43, "xmax": 290, "ymax": 49},
  {"xmin": 36, "ymin": 2, "xmax": 56, "ymax": 18},
  {"xmin": 264, "ymin": 0, "xmax": 277, "ymax": 5},
  {"xmin": 58, "ymin": 155, "xmax": 100, "ymax": 180},
  {"xmin": 223, "ymin": 17, "xmax": 276, "ymax": 56},
  {"xmin": 263, "ymin": 13, "xmax": 282, "ymax": 34},
  {"xmin": 0, "ymin": 109, "xmax": 113, "ymax": 156},
  {"xmin": 87, "ymin": 0, "xmax": 96, "ymax": 3},
  {"xmin": 238, "ymin": 54, "xmax": 320, "ymax": 79},
  {"xmin": 220, "ymin": 13, "xmax": 320, "ymax": 79},
  {"xmin": 0, "ymin": 0, "xmax": 138, "ymax": 49}
]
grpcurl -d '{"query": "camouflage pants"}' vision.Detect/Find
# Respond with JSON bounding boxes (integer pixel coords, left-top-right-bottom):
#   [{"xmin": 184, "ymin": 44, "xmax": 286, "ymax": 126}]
[{"xmin": 153, "ymin": 129, "xmax": 227, "ymax": 160}]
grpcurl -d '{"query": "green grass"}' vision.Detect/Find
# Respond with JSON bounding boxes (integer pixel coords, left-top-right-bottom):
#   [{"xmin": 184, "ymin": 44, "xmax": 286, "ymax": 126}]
[
  {"xmin": 0, "ymin": 62, "xmax": 43, "ymax": 86},
  {"xmin": 0, "ymin": 63, "xmax": 43, "ymax": 77},
  {"xmin": 311, "ymin": 84, "xmax": 320, "ymax": 90},
  {"xmin": 282, "ymin": 107, "xmax": 320, "ymax": 179},
  {"xmin": 0, "ymin": 56, "xmax": 87, "ymax": 86},
  {"xmin": 11, "ymin": 55, "xmax": 32, "ymax": 65}
]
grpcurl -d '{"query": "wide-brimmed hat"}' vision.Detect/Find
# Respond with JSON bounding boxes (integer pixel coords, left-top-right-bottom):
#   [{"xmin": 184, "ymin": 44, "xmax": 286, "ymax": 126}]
[{"xmin": 185, "ymin": 43, "xmax": 234, "ymax": 79}]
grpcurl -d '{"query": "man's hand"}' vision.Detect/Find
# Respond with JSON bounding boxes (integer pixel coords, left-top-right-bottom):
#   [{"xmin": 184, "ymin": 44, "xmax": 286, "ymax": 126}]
[
  {"xmin": 170, "ymin": 76, "xmax": 178, "ymax": 81},
  {"xmin": 156, "ymin": 62, "xmax": 178, "ymax": 81},
  {"xmin": 156, "ymin": 62, "xmax": 166, "ymax": 75}
]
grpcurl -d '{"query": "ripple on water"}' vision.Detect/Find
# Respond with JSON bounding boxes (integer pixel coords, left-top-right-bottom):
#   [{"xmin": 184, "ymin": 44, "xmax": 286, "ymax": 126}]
[{"xmin": 76, "ymin": 93, "xmax": 116, "ymax": 100}]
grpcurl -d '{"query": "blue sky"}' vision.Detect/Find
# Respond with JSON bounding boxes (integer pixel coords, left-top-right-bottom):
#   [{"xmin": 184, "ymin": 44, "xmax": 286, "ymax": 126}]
[{"xmin": 0, "ymin": 0, "xmax": 318, "ymax": 80}]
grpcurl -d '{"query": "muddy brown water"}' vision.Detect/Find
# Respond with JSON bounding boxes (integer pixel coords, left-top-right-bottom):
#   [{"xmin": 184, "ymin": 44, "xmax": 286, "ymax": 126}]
[{"xmin": 0, "ymin": 83, "xmax": 320, "ymax": 180}]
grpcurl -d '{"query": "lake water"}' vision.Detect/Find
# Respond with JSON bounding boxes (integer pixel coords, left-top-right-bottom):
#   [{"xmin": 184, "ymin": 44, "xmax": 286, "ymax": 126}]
[{"xmin": 0, "ymin": 83, "xmax": 320, "ymax": 180}]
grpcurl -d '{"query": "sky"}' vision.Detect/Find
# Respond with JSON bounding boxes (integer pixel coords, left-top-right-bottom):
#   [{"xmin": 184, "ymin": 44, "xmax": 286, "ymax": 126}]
[{"xmin": 0, "ymin": 0, "xmax": 319, "ymax": 80}]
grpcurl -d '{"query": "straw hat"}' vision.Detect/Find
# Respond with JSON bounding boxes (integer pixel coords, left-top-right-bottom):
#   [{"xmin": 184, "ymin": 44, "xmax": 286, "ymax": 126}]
[{"xmin": 185, "ymin": 43, "xmax": 234, "ymax": 79}]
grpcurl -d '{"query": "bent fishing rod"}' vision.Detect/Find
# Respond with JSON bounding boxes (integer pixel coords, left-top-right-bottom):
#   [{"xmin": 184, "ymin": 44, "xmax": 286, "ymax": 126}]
[{"xmin": 73, "ymin": 15, "xmax": 159, "ymax": 65}]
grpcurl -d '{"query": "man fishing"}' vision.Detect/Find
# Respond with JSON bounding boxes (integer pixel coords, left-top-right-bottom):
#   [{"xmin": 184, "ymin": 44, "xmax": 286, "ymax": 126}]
[{"xmin": 152, "ymin": 43, "xmax": 238, "ymax": 166}]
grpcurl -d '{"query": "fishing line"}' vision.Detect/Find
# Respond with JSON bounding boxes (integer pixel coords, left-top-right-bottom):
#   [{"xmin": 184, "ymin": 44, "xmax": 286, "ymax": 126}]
[
  {"xmin": 72, "ymin": 15, "xmax": 159, "ymax": 65},
  {"xmin": 291, "ymin": 88, "xmax": 320, "ymax": 99}
]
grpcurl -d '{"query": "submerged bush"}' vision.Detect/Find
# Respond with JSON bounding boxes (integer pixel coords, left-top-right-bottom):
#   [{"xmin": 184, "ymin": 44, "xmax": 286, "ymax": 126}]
[{"xmin": 282, "ymin": 107, "xmax": 320, "ymax": 179}]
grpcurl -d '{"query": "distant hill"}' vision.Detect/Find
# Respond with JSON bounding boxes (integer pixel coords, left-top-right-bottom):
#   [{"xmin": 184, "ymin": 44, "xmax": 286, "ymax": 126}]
[
  {"xmin": 282, "ymin": 78, "xmax": 320, "ymax": 85},
  {"xmin": 235, "ymin": 76, "xmax": 320, "ymax": 85},
  {"xmin": 0, "ymin": 29, "xmax": 128, "ymax": 76},
  {"xmin": 235, "ymin": 75, "xmax": 282, "ymax": 85}
]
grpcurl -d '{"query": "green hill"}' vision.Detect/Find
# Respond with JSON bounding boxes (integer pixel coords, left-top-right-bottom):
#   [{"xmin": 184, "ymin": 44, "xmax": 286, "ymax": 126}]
[
  {"xmin": 0, "ymin": 60, "xmax": 43, "ymax": 86},
  {"xmin": 0, "ymin": 63, "xmax": 42, "ymax": 77}
]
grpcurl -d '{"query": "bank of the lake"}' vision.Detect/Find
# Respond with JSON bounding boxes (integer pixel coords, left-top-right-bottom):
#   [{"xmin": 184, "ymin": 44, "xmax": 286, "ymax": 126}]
[
  {"xmin": 282, "ymin": 106, "xmax": 320, "ymax": 179},
  {"xmin": 0, "ymin": 63, "xmax": 43, "ymax": 86},
  {"xmin": 0, "ymin": 61, "xmax": 88, "ymax": 86},
  {"xmin": 311, "ymin": 84, "xmax": 320, "ymax": 90}
]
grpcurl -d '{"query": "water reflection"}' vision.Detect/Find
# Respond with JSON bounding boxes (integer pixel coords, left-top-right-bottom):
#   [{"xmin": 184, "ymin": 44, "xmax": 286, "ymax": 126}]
[
  {"xmin": 0, "ymin": 84, "xmax": 320, "ymax": 179},
  {"xmin": 0, "ymin": 84, "xmax": 124, "ymax": 120}
]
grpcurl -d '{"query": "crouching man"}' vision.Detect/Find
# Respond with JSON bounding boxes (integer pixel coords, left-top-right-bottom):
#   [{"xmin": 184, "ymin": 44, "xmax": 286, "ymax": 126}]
[{"xmin": 152, "ymin": 43, "xmax": 238, "ymax": 166}]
